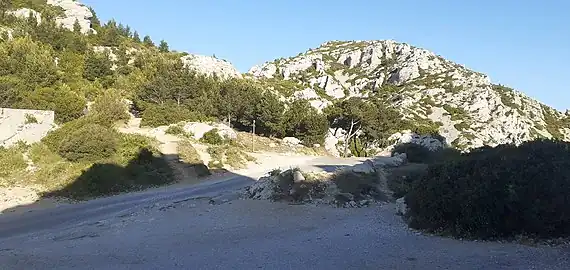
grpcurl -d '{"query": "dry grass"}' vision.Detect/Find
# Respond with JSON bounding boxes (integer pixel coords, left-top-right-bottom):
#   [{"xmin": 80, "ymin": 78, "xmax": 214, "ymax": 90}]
[
  {"xmin": 235, "ymin": 132, "xmax": 328, "ymax": 156},
  {"xmin": 177, "ymin": 140, "xmax": 203, "ymax": 165},
  {"xmin": 0, "ymin": 144, "xmax": 30, "ymax": 187},
  {"xmin": 207, "ymin": 144, "xmax": 257, "ymax": 170}
]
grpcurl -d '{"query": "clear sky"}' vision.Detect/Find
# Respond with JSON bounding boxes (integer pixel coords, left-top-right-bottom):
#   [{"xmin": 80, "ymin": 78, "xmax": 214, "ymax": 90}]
[{"xmin": 82, "ymin": 0, "xmax": 569, "ymax": 111}]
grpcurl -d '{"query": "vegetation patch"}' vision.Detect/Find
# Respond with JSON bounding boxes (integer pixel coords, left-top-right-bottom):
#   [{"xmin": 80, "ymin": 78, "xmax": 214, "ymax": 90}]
[
  {"xmin": 177, "ymin": 140, "xmax": 210, "ymax": 177},
  {"xmin": 405, "ymin": 139, "xmax": 570, "ymax": 240},
  {"xmin": 207, "ymin": 145, "xmax": 255, "ymax": 170},
  {"xmin": 0, "ymin": 144, "xmax": 28, "ymax": 186}
]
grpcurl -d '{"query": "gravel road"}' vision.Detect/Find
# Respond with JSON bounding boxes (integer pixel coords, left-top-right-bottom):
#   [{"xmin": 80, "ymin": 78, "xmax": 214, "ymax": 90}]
[
  {"xmin": 0, "ymin": 156, "xmax": 568, "ymax": 269},
  {"xmin": 1, "ymin": 198, "xmax": 568, "ymax": 270}
]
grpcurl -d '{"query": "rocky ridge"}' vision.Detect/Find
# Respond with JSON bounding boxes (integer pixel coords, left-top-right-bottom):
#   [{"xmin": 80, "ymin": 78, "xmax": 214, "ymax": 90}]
[
  {"xmin": 46, "ymin": 0, "xmax": 94, "ymax": 34},
  {"xmin": 180, "ymin": 54, "xmax": 242, "ymax": 80},
  {"xmin": 247, "ymin": 40, "xmax": 570, "ymax": 150}
]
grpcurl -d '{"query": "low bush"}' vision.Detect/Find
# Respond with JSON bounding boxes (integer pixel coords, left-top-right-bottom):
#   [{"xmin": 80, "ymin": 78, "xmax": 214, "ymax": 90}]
[
  {"xmin": 331, "ymin": 170, "xmax": 385, "ymax": 201},
  {"xmin": 387, "ymin": 164, "xmax": 429, "ymax": 199},
  {"xmin": 0, "ymin": 145, "xmax": 27, "ymax": 181},
  {"xmin": 391, "ymin": 143, "xmax": 462, "ymax": 164},
  {"xmin": 140, "ymin": 103, "xmax": 210, "ymax": 128},
  {"xmin": 40, "ymin": 134, "xmax": 175, "ymax": 200},
  {"xmin": 89, "ymin": 92, "xmax": 130, "ymax": 126},
  {"xmin": 58, "ymin": 123, "xmax": 119, "ymax": 162},
  {"xmin": 405, "ymin": 139, "xmax": 570, "ymax": 240},
  {"xmin": 391, "ymin": 143, "xmax": 433, "ymax": 163},
  {"xmin": 165, "ymin": 125, "xmax": 185, "ymax": 135},
  {"xmin": 178, "ymin": 140, "xmax": 210, "ymax": 177},
  {"xmin": 201, "ymin": 129, "xmax": 225, "ymax": 145}
]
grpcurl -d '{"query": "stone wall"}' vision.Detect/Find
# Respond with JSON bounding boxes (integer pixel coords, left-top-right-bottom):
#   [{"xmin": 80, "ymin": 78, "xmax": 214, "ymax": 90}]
[{"xmin": 0, "ymin": 108, "xmax": 56, "ymax": 148}]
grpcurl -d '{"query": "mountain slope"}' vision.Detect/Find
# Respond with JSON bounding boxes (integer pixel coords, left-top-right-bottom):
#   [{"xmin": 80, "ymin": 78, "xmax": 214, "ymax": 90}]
[{"xmin": 247, "ymin": 40, "xmax": 570, "ymax": 150}]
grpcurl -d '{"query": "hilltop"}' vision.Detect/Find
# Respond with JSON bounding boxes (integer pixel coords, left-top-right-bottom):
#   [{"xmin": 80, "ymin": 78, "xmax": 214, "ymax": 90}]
[{"xmin": 247, "ymin": 40, "xmax": 570, "ymax": 152}]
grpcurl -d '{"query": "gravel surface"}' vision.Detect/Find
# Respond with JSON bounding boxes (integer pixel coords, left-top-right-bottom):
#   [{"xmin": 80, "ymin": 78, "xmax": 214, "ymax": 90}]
[
  {"xmin": 1, "ymin": 155, "xmax": 568, "ymax": 269},
  {"xmin": 1, "ymin": 198, "xmax": 568, "ymax": 270}
]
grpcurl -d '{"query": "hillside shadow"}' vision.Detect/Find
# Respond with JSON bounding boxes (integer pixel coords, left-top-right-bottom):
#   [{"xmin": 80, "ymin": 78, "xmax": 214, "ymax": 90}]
[{"xmin": 0, "ymin": 148, "xmax": 256, "ymax": 239}]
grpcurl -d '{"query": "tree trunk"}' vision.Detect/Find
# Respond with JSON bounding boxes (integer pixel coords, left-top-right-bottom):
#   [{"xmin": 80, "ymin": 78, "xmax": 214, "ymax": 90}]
[{"xmin": 343, "ymin": 119, "xmax": 355, "ymax": 158}]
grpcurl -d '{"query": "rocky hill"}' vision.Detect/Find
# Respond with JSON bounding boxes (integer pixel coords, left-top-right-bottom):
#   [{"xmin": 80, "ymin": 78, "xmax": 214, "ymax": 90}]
[{"xmin": 247, "ymin": 40, "xmax": 570, "ymax": 150}]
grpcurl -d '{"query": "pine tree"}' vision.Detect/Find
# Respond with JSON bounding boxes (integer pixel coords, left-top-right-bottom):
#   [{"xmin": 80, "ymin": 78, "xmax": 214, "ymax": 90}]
[
  {"xmin": 133, "ymin": 31, "xmax": 141, "ymax": 43},
  {"xmin": 143, "ymin": 35, "xmax": 154, "ymax": 47},
  {"xmin": 88, "ymin": 7, "xmax": 101, "ymax": 30},
  {"xmin": 83, "ymin": 50, "xmax": 114, "ymax": 81},
  {"xmin": 73, "ymin": 19, "xmax": 82, "ymax": 33},
  {"xmin": 158, "ymin": 40, "xmax": 169, "ymax": 52}
]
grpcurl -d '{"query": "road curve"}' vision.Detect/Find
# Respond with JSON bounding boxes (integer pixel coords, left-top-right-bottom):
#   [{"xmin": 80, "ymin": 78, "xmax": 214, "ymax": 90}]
[{"xmin": 0, "ymin": 155, "xmax": 363, "ymax": 240}]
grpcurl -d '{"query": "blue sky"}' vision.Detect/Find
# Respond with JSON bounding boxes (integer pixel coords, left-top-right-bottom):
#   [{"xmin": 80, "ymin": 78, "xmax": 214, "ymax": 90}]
[{"xmin": 82, "ymin": 0, "xmax": 569, "ymax": 111}]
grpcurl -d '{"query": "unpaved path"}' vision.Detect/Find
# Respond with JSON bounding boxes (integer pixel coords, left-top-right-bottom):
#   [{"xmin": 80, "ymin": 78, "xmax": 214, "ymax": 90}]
[{"xmin": 1, "ymin": 197, "xmax": 568, "ymax": 269}]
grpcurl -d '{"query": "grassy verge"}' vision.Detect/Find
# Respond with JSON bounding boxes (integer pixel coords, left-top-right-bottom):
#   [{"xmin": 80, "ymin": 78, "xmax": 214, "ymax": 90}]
[
  {"xmin": 21, "ymin": 133, "xmax": 174, "ymax": 200},
  {"xmin": 177, "ymin": 140, "xmax": 210, "ymax": 177},
  {"xmin": 0, "ymin": 143, "xmax": 29, "ymax": 187},
  {"xmin": 207, "ymin": 144, "xmax": 256, "ymax": 170}
]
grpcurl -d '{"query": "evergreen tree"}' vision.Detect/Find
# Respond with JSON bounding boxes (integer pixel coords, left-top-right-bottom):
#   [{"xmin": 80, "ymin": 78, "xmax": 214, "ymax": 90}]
[
  {"xmin": 88, "ymin": 7, "xmax": 101, "ymax": 30},
  {"xmin": 143, "ymin": 35, "xmax": 154, "ymax": 47},
  {"xmin": 83, "ymin": 50, "xmax": 114, "ymax": 81},
  {"xmin": 158, "ymin": 40, "xmax": 169, "ymax": 52},
  {"xmin": 133, "ymin": 31, "xmax": 141, "ymax": 43},
  {"xmin": 73, "ymin": 19, "xmax": 82, "ymax": 33}
]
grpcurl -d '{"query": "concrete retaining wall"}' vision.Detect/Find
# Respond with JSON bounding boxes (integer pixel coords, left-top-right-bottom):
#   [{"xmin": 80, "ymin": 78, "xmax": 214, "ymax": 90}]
[{"xmin": 0, "ymin": 108, "xmax": 56, "ymax": 148}]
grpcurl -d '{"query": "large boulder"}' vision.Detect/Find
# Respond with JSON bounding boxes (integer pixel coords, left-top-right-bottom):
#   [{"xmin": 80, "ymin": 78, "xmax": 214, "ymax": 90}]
[
  {"xmin": 282, "ymin": 137, "xmax": 302, "ymax": 146},
  {"xmin": 47, "ymin": 0, "xmax": 95, "ymax": 34},
  {"xmin": 180, "ymin": 54, "xmax": 242, "ymax": 80},
  {"xmin": 5, "ymin": 8, "xmax": 42, "ymax": 24},
  {"xmin": 388, "ymin": 130, "xmax": 445, "ymax": 151},
  {"xmin": 0, "ymin": 108, "xmax": 56, "ymax": 148},
  {"xmin": 183, "ymin": 122, "xmax": 237, "ymax": 140},
  {"xmin": 396, "ymin": 197, "xmax": 407, "ymax": 215}
]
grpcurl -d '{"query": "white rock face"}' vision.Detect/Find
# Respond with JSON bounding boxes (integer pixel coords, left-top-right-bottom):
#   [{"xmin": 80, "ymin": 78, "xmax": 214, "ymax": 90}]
[
  {"xmin": 0, "ymin": 108, "xmax": 56, "ymax": 148},
  {"xmin": 388, "ymin": 130, "xmax": 445, "ymax": 151},
  {"xmin": 0, "ymin": 27, "xmax": 14, "ymax": 41},
  {"xmin": 282, "ymin": 137, "xmax": 301, "ymax": 146},
  {"xmin": 47, "ymin": 0, "xmax": 95, "ymax": 34},
  {"xmin": 183, "ymin": 122, "xmax": 237, "ymax": 140},
  {"xmin": 5, "ymin": 8, "xmax": 42, "ymax": 24},
  {"xmin": 396, "ymin": 197, "xmax": 407, "ymax": 215},
  {"xmin": 247, "ymin": 39, "xmax": 570, "ymax": 152},
  {"xmin": 180, "ymin": 54, "xmax": 242, "ymax": 80}
]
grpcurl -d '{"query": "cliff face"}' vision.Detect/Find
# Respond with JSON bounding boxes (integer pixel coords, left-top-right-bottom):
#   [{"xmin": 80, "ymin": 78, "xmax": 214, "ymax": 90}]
[{"xmin": 248, "ymin": 40, "xmax": 570, "ymax": 150}]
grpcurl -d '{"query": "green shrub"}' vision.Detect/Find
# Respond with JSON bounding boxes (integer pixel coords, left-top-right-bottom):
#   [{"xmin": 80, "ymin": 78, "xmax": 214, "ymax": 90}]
[
  {"xmin": 58, "ymin": 123, "xmax": 119, "ymax": 162},
  {"xmin": 22, "ymin": 86, "xmax": 86, "ymax": 123},
  {"xmin": 47, "ymin": 147, "xmax": 174, "ymax": 200},
  {"xmin": 405, "ymin": 139, "xmax": 570, "ymax": 240},
  {"xmin": 89, "ymin": 92, "xmax": 130, "ymax": 126},
  {"xmin": 24, "ymin": 113, "xmax": 38, "ymax": 124},
  {"xmin": 391, "ymin": 143, "xmax": 432, "ymax": 163},
  {"xmin": 331, "ymin": 170, "xmax": 385, "ymax": 201},
  {"xmin": 140, "ymin": 103, "xmax": 206, "ymax": 128},
  {"xmin": 178, "ymin": 140, "xmax": 210, "ymax": 177},
  {"xmin": 43, "ymin": 116, "xmax": 91, "ymax": 152},
  {"xmin": 0, "ymin": 146, "xmax": 27, "ymax": 180},
  {"xmin": 165, "ymin": 125, "xmax": 185, "ymax": 135},
  {"xmin": 387, "ymin": 164, "xmax": 429, "ymax": 199},
  {"xmin": 201, "ymin": 129, "xmax": 225, "ymax": 145}
]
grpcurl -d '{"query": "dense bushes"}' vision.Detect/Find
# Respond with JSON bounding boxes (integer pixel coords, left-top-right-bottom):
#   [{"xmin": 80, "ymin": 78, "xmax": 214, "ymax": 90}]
[
  {"xmin": 200, "ymin": 129, "xmax": 225, "ymax": 145},
  {"xmin": 47, "ymin": 147, "xmax": 174, "ymax": 199},
  {"xmin": 391, "ymin": 143, "xmax": 461, "ymax": 164},
  {"xmin": 392, "ymin": 143, "xmax": 433, "ymax": 163},
  {"xmin": 89, "ymin": 92, "xmax": 130, "ymax": 125},
  {"xmin": 58, "ymin": 123, "xmax": 118, "ymax": 162},
  {"xmin": 139, "ymin": 103, "xmax": 209, "ymax": 128},
  {"xmin": 405, "ymin": 139, "xmax": 570, "ymax": 239}
]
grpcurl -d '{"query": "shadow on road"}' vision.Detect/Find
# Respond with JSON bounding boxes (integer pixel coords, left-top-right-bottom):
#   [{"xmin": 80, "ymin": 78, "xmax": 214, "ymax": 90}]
[{"xmin": 0, "ymin": 148, "xmax": 257, "ymax": 239}]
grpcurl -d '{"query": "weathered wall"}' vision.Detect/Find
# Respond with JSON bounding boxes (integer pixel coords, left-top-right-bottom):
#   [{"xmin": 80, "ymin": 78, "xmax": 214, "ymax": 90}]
[{"xmin": 0, "ymin": 108, "xmax": 56, "ymax": 148}]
